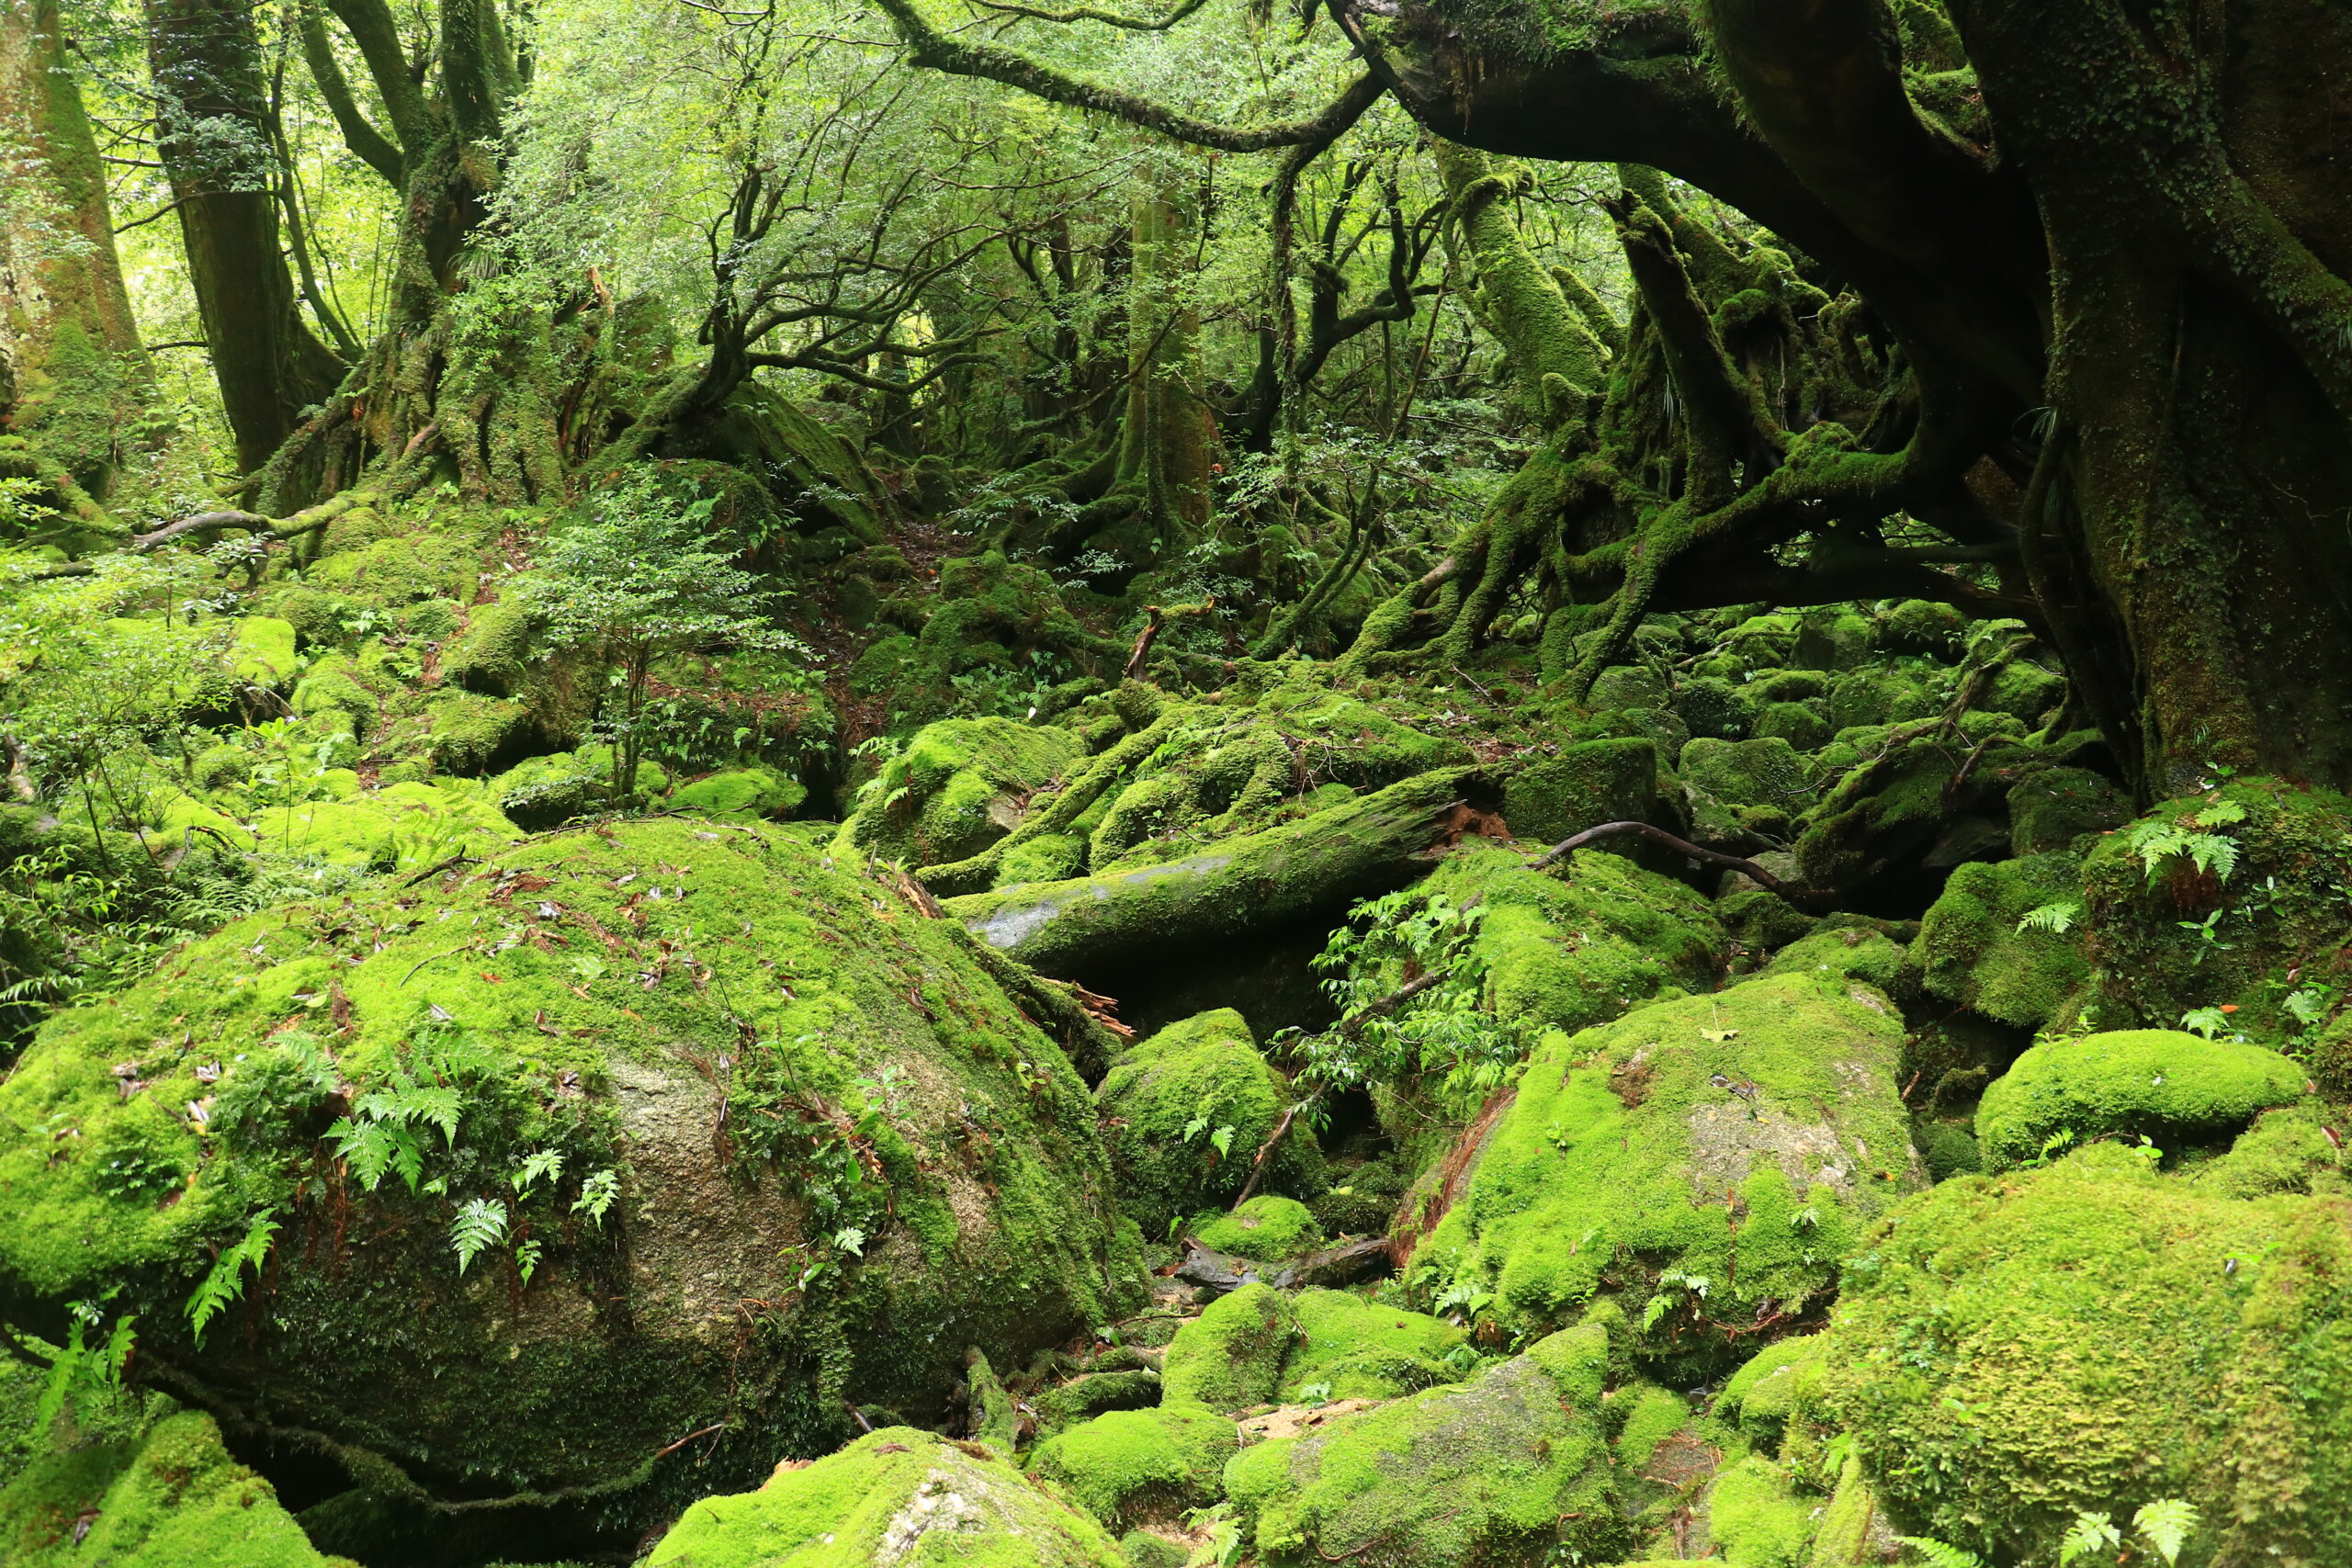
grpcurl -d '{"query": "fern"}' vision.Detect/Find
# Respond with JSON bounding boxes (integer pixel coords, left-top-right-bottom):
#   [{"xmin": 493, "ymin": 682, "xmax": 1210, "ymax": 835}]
[
  {"xmin": 329, "ymin": 1115, "xmax": 424, "ymax": 1193},
  {"xmin": 573, "ymin": 1168, "xmax": 620, "ymax": 1225},
  {"xmin": 2061, "ymin": 1511, "xmax": 2122, "ymax": 1565},
  {"xmin": 2133, "ymin": 1498, "xmax": 2199, "ymax": 1566},
  {"xmin": 187, "ymin": 1211, "xmax": 280, "ymax": 1345},
  {"xmin": 1897, "ymin": 1537, "xmax": 1984, "ymax": 1568},
  {"xmin": 451, "ymin": 1198, "xmax": 509, "ymax": 1273},
  {"xmin": 512, "ymin": 1148, "xmax": 564, "ymax": 1194},
  {"xmin": 514, "ymin": 1237, "xmax": 544, "ymax": 1286},
  {"xmin": 2017, "ymin": 901, "xmax": 2081, "ymax": 935}
]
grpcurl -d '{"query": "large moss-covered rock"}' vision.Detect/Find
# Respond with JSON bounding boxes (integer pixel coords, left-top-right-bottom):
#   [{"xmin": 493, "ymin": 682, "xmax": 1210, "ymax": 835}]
[
  {"xmin": 1278, "ymin": 1289, "xmax": 1464, "ymax": 1403},
  {"xmin": 1097, "ymin": 1010, "xmax": 1318, "ymax": 1233},
  {"xmin": 834, "ymin": 716, "xmax": 1084, "ymax": 868},
  {"xmin": 1680, "ymin": 736, "xmax": 1813, "ymax": 841},
  {"xmin": 1224, "ymin": 1322, "xmax": 1627, "ymax": 1568},
  {"xmin": 1917, "ymin": 852, "xmax": 2090, "ymax": 1029},
  {"xmin": 1974, "ymin": 1030, "xmax": 2307, "ymax": 1168},
  {"xmin": 1415, "ymin": 841, "xmax": 1728, "ymax": 1038},
  {"xmin": 1415, "ymin": 970, "xmax": 1917, "ymax": 1362},
  {"xmin": 1025, "ymin": 1404, "xmax": 1238, "ymax": 1529},
  {"xmin": 648, "ymin": 1426, "xmax": 1127, "ymax": 1566},
  {"xmin": 1502, "ymin": 737, "xmax": 1659, "ymax": 848},
  {"xmin": 1161, "ymin": 1283, "xmax": 1299, "ymax": 1411},
  {"xmin": 0, "ymin": 819, "xmax": 1126, "ymax": 1525},
  {"xmin": 1822, "ymin": 1144, "xmax": 2352, "ymax": 1564},
  {"xmin": 0, "ymin": 1411, "xmax": 352, "ymax": 1568},
  {"xmin": 1191, "ymin": 1195, "xmax": 1322, "ymax": 1259}
]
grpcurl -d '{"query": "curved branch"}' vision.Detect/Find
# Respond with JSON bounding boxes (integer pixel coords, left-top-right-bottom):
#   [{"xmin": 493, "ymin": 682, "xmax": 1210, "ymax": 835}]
[
  {"xmin": 1530, "ymin": 820, "xmax": 1826, "ymax": 908},
  {"xmin": 297, "ymin": 0, "xmax": 401, "ymax": 186},
  {"xmin": 967, "ymin": 0, "xmax": 1208, "ymax": 28},
  {"xmin": 876, "ymin": 0, "xmax": 1385, "ymax": 152}
]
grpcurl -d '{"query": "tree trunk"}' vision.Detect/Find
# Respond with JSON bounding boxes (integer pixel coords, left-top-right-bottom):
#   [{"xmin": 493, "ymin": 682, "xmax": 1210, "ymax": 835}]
[
  {"xmin": 0, "ymin": 0, "xmax": 151, "ymax": 508},
  {"xmin": 146, "ymin": 0, "xmax": 345, "ymax": 473},
  {"xmin": 1113, "ymin": 187, "xmax": 1216, "ymax": 553}
]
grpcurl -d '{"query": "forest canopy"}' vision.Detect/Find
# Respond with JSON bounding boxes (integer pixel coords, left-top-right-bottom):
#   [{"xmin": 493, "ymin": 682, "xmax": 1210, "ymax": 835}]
[{"xmin": 3, "ymin": 0, "xmax": 2352, "ymax": 1565}]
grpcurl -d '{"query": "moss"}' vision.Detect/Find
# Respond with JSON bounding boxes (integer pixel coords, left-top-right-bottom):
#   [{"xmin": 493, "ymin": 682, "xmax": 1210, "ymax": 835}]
[
  {"xmin": 307, "ymin": 525, "xmax": 482, "ymax": 604},
  {"xmin": 1224, "ymin": 1323, "xmax": 1625, "ymax": 1568},
  {"xmin": 1824, "ymin": 666, "xmax": 1938, "ymax": 732},
  {"xmin": 1680, "ymin": 736, "xmax": 1813, "ymax": 840},
  {"xmin": 1916, "ymin": 852, "xmax": 2091, "ymax": 1029},
  {"xmin": 1419, "ymin": 841, "xmax": 1726, "ymax": 1038},
  {"xmin": 1502, "ymin": 737, "xmax": 1659, "ymax": 847},
  {"xmin": 1160, "ymin": 1283, "xmax": 1298, "ymax": 1411},
  {"xmin": 835, "ymin": 717, "xmax": 1083, "ymax": 868},
  {"xmin": 1277, "ymin": 1290, "xmax": 1465, "ymax": 1403},
  {"xmin": 1913, "ymin": 1120, "xmax": 1984, "ymax": 1181},
  {"xmin": 1705, "ymin": 1455, "xmax": 1822, "ymax": 1568},
  {"xmin": 646, "ymin": 1427, "xmax": 1126, "ymax": 1566},
  {"xmin": 440, "ymin": 595, "xmax": 537, "ymax": 697},
  {"xmin": 1758, "ymin": 928, "xmax": 1920, "ymax": 1008},
  {"xmin": 1191, "ymin": 1195, "xmax": 1323, "ymax": 1259},
  {"xmin": 2007, "ymin": 766, "xmax": 2129, "ymax": 855},
  {"xmin": 1609, "ymin": 1382, "xmax": 1692, "ymax": 1471},
  {"xmin": 414, "ymin": 690, "xmax": 534, "ymax": 774},
  {"xmin": 1096, "ymin": 1010, "xmax": 1317, "ymax": 1233},
  {"xmin": 1029, "ymin": 1370, "xmax": 1164, "ymax": 1433},
  {"xmin": 670, "ymin": 765, "xmax": 807, "ymax": 820},
  {"xmin": 1025, "ymin": 1403, "xmax": 1237, "ymax": 1529},
  {"xmin": 2193, "ymin": 1104, "xmax": 2349, "ymax": 1201},
  {"xmin": 0, "ymin": 820, "xmax": 1126, "ymax": 1516},
  {"xmin": 1753, "ymin": 700, "xmax": 1830, "ymax": 751},
  {"xmin": 231, "ymin": 616, "xmax": 300, "ymax": 687},
  {"xmin": 1416, "ymin": 970, "xmax": 1916, "ymax": 1363},
  {"xmin": 0, "ymin": 1411, "xmax": 354, "ymax": 1567},
  {"xmin": 1984, "ymin": 658, "xmax": 2067, "ymax": 724},
  {"xmin": 254, "ymin": 779, "xmax": 520, "ymax": 869},
  {"xmin": 1974, "ymin": 1029, "xmax": 2307, "ymax": 1168},
  {"xmin": 1718, "ymin": 1334, "xmax": 1825, "ymax": 1451},
  {"xmin": 1675, "ymin": 675, "xmax": 1755, "ymax": 741},
  {"xmin": 1820, "ymin": 1144, "xmax": 2352, "ymax": 1564},
  {"xmin": 996, "ymin": 832, "xmax": 1088, "ymax": 886},
  {"xmin": 1878, "ymin": 599, "xmax": 1966, "ymax": 657},
  {"xmin": 289, "ymin": 655, "xmax": 380, "ymax": 736},
  {"xmin": 1792, "ymin": 609, "xmax": 1875, "ymax": 672},
  {"xmin": 1589, "ymin": 664, "xmax": 1671, "ymax": 712}
]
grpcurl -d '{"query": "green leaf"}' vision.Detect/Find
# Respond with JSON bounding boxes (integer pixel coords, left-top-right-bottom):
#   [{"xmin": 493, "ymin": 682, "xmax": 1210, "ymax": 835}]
[
  {"xmin": 2016, "ymin": 901, "xmax": 2080, "ymax": 935},
  {"xmin": 451, "ymin": 1198, "xmax": 509, "ymax": 1274},
  {"xmin": 512, "ymin": 1148, "xmax": 564, "ymax": 1194},
  {"xmin": 2060, "ymin": 1511, "xmax": 2121, "ymax": 1565},
  {"xmin": 187, "ymin": 1211, "xmax": 280, "ymax": 1346},
  {"xmin": 514, "ymin": 1237, "xmax": 544, "ymax": 1287},
  {"xmin": 2180, "ymin": 1006, "xmax": 2230, "ymax": 1040},
  {"xmin": 1896, "ymin": 1538, "xmax": 1984, "ymax": 1568},
  {"xmin": 572, "ymin": 1168, "xmax": 621, "ymax": 1226},
  {"xmin": 2132, "ymin": 1497, "xmax": 2200, "ymax": 1566}
]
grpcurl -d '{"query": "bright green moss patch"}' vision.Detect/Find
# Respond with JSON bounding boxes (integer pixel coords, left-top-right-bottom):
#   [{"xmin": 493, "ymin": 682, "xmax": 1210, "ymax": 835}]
[
  {"xmin": 0, "ymin": 1411, "xmax": 354, "ymax": 1567},
  {"xmin": 231, "ymin": 616, "xmax": 299, "ymax": 686},
  {"xmin": 1225, "ymin": 1323, "xmax": 1625, "ymax": 1568},
  {"xmin": 1025, "ymin": 1403, "xmax": 1238, "ymax": 1529},
  {"xmin": 1705, "ymin": 1455, "xmax": 1821, "ymax": 1568},
  {"xmin": 1097, "ymin": 1010, "xmax": 1315, "ymax": 1232},
  {"xmin": 670, "ymin": 764, "xmax": 806, "ymax": 819},
  {"xmin": 1501, "ymin": 737, "xmax": 1658, "ymax": 846},
  {"xmin": 1975, "ymin": 1029, "xmax": 2306, "ymax": 1168},
  {"xmin": 648, "ymin": 1427, "xmax": 1128, "ymax": 1566},
  {"xmin": 1917, "ymin": 852, "xmax": 2089, "ymax": 1029},
  {"xmin": 1820, "ymin": 1144, "xmax": 2352, "ymax": 1563},
  {"xmin": 1718, "ymin": 1335, "xmax": 1824, "ymax": 1450},
  {"xmin": 1161, "ymin": 1283, "xmax": 1298, "ymax": 1410},
  {"xmin": 1277, "ymin": 1290, "xmax": 1464, "ymax": 1403},
  {"xmin": 1610, "ymin": 1382, "xmax": 1692, "ymax": 1472},
  {"xmin": 1417, "ymin": 970, "xmax": 1915, "ymax": 1362},
  {"xmin": 1192, "ymin": 1195, "xmax": 1322, "ymax": 1259},
  {"xmin": 834, "ymin": 716, "xmax": 1083, "ymax": 868}
]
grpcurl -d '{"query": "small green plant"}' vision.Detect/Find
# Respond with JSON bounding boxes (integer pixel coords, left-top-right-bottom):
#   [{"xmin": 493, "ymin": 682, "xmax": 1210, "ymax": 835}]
[
  {"xmin": 573, "ymin": 1168, "xmax": 621, "ymax": 1224},
  {"xmin": 2126, "ymin": 800, "xmax": 2246, "ymax": 886},
  {"xmin": 1898, "ymin": 1538, "xmax": 1984, "ymax": 1568},
  {"xmin": 2017, "ymin": 900, "xmax": 2081, "ymax": 935},
  {"xmin": 187, "ymin": 1210, "xmax": 279, "ymax": 1345},
  {"xmin": 450, "ymin": 1197, "xmax": 510, "ymax": 1273},
  {"xmin": 2060, "ymin": 1497, "xmax": 2200, "ymax": 1566},
  {"xmin": 2179, "ymin": 1006, "xmax": 2232, "ymax": 1040},
  {"xmin": 34, "ymin": 1303, "xmax": 136, "ymax": 1434}
]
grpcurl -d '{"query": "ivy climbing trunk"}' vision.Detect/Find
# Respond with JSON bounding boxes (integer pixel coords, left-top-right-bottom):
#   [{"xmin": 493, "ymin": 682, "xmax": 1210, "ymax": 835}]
[{"xmin": 0, "ymin": 0, "xmax": 151, "ymax": 513}]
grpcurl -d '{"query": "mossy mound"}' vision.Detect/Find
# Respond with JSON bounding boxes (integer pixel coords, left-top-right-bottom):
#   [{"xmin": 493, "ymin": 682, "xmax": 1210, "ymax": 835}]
[
  {"xmin": 1278, "ymin": 1290, "xmax": 1465, "ymax": 1403},
  {"xmin": 833, "ymin": 716, "xmax": 1083, "ymax": 868},
  {"xmin": 0, "ymin": 819, "xmax": 1125, "ymax": 1518},
  {"xmin": 647, "ymin": 1427, "xmax": 1128, "ymax": 1566},
  {"xmin": 1415, "ymin": 970, "xmax": 1917, "ymax": 1362},
  {"xmin": 1716, "ymin": 1334, "xmax": 1825, "ymax": 1450},
  {"xmin": 1161, "ymin": 1283, "xmax": 1298, "ymax": 1411},
  {"xmin": 1224, "ymin": 1322, "xmax": 1626, "ymax": 1568},
  {"xmin": 1097, "ymin": 1010, "xmax": 1320, "ymax": 1234},
  {"xmin": 1679, "ymin": 736, "xmax": 1812, "ymax": 841},
  {"xmin": 0, "ymin": 1411, "xmax": 353, "ymax": 1567},
  {"xmin": 1417, "ymin": 841, "xmax": 1727, "ymax": 1037},
  {"xmin": 670, "ymin": 764, "xmax": 807, "ymax": 819},
  {"xmin": 2083, "ymin": 778, "xmax": 2352, "ymax": 1039},
  {"xmin": 1024, "ymin": 1403, "xmax": 1238, "ymax": 1529},
  {"xmin": 1974, "ymin": 1029, "xmax": 2307, "ymax": 1168},
  {"xmin": 1916, "ymin": 852, "xmax": 2090, "ymax": 1029},
  {"xmin": 1821, "ymin": 1144, "xmax": 2352, "ymax": 1563},
  {"xmin": 1500, "ymin": 737, "xmax": 1659, "ymax": 847},
  {"xmin": 2007, "ymin": 766, "xmax": 2129, "ymax": 854},
  {"xmin": 1191, "ymin": 1195, "xmax": 1323, "ymax": 1259}
]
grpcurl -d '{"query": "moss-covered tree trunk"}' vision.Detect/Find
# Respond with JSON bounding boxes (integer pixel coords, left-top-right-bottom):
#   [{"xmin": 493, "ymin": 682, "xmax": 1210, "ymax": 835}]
[
  {"xmin": 146, "ymin": 0, "xmax": 345, "ymax": 474},
  {"xmin": 1112, "ymin": 186, "xmax": 1216, "ymax": 554},
  {"xmin": 0, "ymin": 0, "xmax": 151, "ymax": 512}
]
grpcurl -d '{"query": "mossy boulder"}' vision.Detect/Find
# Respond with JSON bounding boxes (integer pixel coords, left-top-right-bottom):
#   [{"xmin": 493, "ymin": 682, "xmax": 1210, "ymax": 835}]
[
  {"xmin": 1025, "ymin": 1404, "xmax": 1238, "ymax": 1529},
  {"xmin": 1825, "ymin": 665, "xmax": 1938, "ymax": 732},
  {"xmin": 1679, "ymin": 736, "xmax": 1812, "ymax": 841},
  {"xmin": 1161, "ymin": 1283, "xmax": 1299, "ymax": 1411},
  {"xmin": 438, "ymin": 595, "xmax": 537, "ymax": 697},
  {"xmin": 647, "ymin": 1427, "xmax": 1126, "ymax": 1566},
  {"xmin": 230, "ymin": 615, "xmax": 299, "ymax": 687},
  {"xmin": 252, "ymin": 778, "xmax": 519, "ymax": 869},
  {"xmin": 670, "ymin": 764, "xmax": 807, "ymax": 820},
  {"xmin": 1878, "ymin": 599, "xmax": 1965, "ymax": 657},
  {"xmin": 1752, "ymin": 700, "xmax": 1830, "ymax": 752},
  {"xmin": 1974, "ymin": 1029, "xmax": 2307, "ymax": 1168},
  {"xmin": 0, "ymin": 1411, "xmax": 353, "ymax": 1567},
  {"xmin": 835, "ymin": 716, "xmax": 1084, "ymax": 869},
  {"xmin": 1415, "ymin": 970, "xmax": 1917, "ymax": 1361},
  {"xmin": 0, "ymin": 819, "xmax": 1126, "ymax": 1521},
  {"xmin": 1192, "ymin": 1195, "xmax": 1322, "ymax": 1259},
  {"xmin": 1278, "ymin": 1290, "xmax": 1464, "ymax": 1403},
  {"xmin": 1702, "ymin": 1454, "xmax": 1824, "ymax": 1567},
  {"xmin": 1224, "ymin": 1322, "xmax": 1627, "ymax": 1568},
  {"xmin": 1098, "ymin": 1010, "xmax": 1318, "ymax": 1234},
  {"xmin": 1675, "ymin": 676, "xmax": 1756, "ymax": 741},
  {"xmin": 1821, "ymin": 1144, "xmax": 2352, "ymax": 1563},
  {"xmin": 1417, "ymin": 841, "xmax": 1727, "ymax": 1038},
  {"xmin": 2007, "ymin": 765, "xmax": 2129, "ymax": 854},
  {"xmin": 1501, "ymin": 737, "xmax": 1659, "ymax": 848},
  {"xmin": 1717, "ymin": 1334, "xmax": 1826, "ymax": 1450},
  {"xmin": 1917, "ymin": 852, "xmax": 2091, "ymax": 1029}
]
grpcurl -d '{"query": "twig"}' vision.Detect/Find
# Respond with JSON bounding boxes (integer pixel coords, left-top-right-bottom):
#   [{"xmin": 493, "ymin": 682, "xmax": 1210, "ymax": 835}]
[
  {"xmin": 1230, "ymin": 1103, "xmax": 1305, "ymax": 1210},
  {"xmin": 1530, "ymin": 820, "xmax": 1828, "ymax": 908},
  {"xmin": 651, "ymin": 1423, "xmax": 726, "ymax": 1461}
]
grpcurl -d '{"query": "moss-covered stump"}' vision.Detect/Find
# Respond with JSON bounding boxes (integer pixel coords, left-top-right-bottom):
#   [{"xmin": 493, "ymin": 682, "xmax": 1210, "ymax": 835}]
[
  {"xmin": 646, "ymin": 1427, "xmax": 1129, "ymax": 1566},
  {"xmin": 0, "ymin": 819, "xmax": 1127, "ymax": 1532},
  {"xmin": 0, "ymin": 1411, "xmax": 354, "ymax": 1568},
  {"xmin": 1415, "ymin": 971, "xmax": 1917, "ymax": 1364},
  {"xmin": 832, "ymin": 716, "xmax": 1084, "ymax": 868},
  {"xmin": 1974, "ymin": 1030, "xmax": 2308, "ymax": 1169},
  {"xmin": 1097, "ymin": 1010, "xmax": 1320, "ymax": 1233},
  {"xmin": 1419, "ymin": 841, "xmax": 1728, "ymax": 1037},
  {"xmin": 1025, "ymin": 1404, "xmax": 1237, "ymax": 1530},
  {"xmin": 1916, "ymin": 852, "xmax": 2091, "ymax": 1030},
  {"xmin": 945, "ymin": 768, "xmax": 1493, "ymax": 976},
  {"xmin": 1224, "ymin": 1322, "xmax": 1627, "ymax": 1568},
  {"xmin": 1821, "ymin": 1144, "xmax": 2352, "ymax": 1564},
  {"xmin": 2084, "ymin": 778, "xmax": 2352, "ymax": 1039}
]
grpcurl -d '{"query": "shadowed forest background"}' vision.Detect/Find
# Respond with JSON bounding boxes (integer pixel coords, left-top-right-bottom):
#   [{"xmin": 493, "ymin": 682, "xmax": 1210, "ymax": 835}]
[{"xmin": 3, "ymin": 1, "xmax": 2352, "ymax": 1565}]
